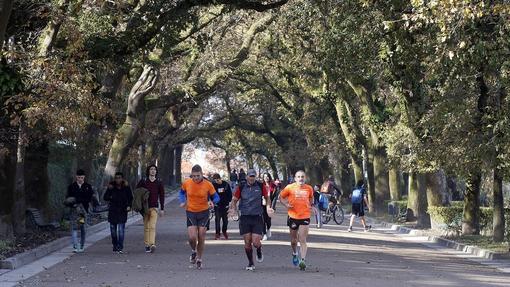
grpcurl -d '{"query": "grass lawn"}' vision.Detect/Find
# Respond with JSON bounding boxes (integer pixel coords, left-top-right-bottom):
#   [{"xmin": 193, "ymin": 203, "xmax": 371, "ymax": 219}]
[{"xmin": 452, "ymin": 235, "xmax": 510, "ymax": 253}]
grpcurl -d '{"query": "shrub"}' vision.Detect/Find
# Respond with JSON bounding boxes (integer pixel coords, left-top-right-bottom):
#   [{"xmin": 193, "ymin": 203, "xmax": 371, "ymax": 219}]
[{"xmin": 428, "ymin": 206, "xmax": 463, "ymax": 234}]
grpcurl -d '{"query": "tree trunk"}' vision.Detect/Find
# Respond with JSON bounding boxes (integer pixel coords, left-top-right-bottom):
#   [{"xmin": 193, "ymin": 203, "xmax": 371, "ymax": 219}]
[
  {"xmin": 0, "ymin": 139, "xmax": 16, "ymax": 239},
  {"xmin": 103, "ymin": 65, "xmax": 158, "ymax": 186},
  {"xmin": 0, "ymin": 0, "xmax": 13, "ymax": 50},
  {"xmin": 373, "ymin": 146, "xmax": 390, "ymax": 215},
  {"xmin": 365, "ymin": 150, "xmax": 375, "ymax": 213},
  {"xmin": 493, "ymin": 169, "xmax": 505, "ymax": 242},
  {"xmin": 462, "ymin": 173, "xmax": 481, "ymax": 235},
  {"xmin": 416, "ymin": 173, "xmax": 430, "ymax": 228},
  {"xmin": 174, "ymin": 144, "xmax": 183, "ymax": 184},
  {"xmin": 351, "ymin": 157, "xmax": 363, "ymax": 183},
  {"xmin": 407, "ymin": 172, "xmax": 418, "ymax": 222},
  {"xmin": 426, "ymin": 171, "xmax": 444, "ymax": 207},
  {"xmin": 12, "ymin": 120, "xmax": 27, "ymax": 235},
  {"xmin": 389, "ymin": 168, "xmax": 401, "ymax": 201}
]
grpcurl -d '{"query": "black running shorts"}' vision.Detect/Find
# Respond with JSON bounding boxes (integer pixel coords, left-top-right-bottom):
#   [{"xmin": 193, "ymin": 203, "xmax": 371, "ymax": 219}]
[
  {"xmin": 239, "ymin": 215, "xmax": 264, "ymax": 236},
  {"xmin": 186, "ymin": 210, "xmax": 210, "ymax": 227},
  {"xmin": 351, "ymin": 203, "xmax": 365, "ymax": 217},
  {"xmin": 287, "ymin": 217, "xmax": 310, "ymax": 230}
]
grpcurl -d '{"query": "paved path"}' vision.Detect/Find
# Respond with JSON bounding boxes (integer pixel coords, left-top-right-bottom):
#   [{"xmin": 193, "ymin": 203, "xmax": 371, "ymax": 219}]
[{"xmin": 9, "ymin": 200, "xmax": 510, "ymax": 287}]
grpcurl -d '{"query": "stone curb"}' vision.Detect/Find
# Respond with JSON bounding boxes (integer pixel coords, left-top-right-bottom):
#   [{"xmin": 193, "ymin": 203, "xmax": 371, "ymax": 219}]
[
  {"xmin": 0, "ymin": 191, "xmax": 177, "ymax": 270},
  {"xmin": 372, "ymin": 219, "xmax": 510, "ymax": 260}
]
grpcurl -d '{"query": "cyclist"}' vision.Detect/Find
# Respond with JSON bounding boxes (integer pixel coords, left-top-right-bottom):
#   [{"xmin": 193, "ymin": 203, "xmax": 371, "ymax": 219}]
[
  {"xmin": 279, "ymin": 170, "xmax": 314, "ymax": 271},
  {"xmin": 320, "ymin": 175, "xmax": 342, "ymax": 208}
]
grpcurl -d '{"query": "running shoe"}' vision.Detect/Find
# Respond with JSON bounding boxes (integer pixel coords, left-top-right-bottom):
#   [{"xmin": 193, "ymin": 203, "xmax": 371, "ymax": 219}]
[
  {"xmin": 145, "ymin": 246, "xmax": 151, "ymax": 253},
  {"xmin": 266, "ymin": 229, "xmax": 272, "ymax": 238},
  {"xmin": 299, "ymin": 259, "xmax": 307, "ymax": 271},
  {"xmin": 262, "ymin": 234, "xmax": 268, "ymax": 241},
  {"xmin": 223, "ymin": 232, "xmax": 229, "ymax": 240},
  {"xmin": 245, "ymin": 264, "xmax": 255, "ymax": 271},
  {"xmin": 196, "ymin": 259, "xmax": 202, "ymax": 270},
  {"xmin": 215, "ymin": 233, "xmax": 220, "ymax": 240},
  {"xmin": 150, "ymin": 245, "xmax": 156, "ymax": 253},
  {"xmin": 256, "ymin": 248, "xmax": 264, "ymax": 263},
  {"xmin": 72, "ymin": 247, "xmax": 78, "ymax": 253},
  {"xmin": 292, "ymin": 253, "xmax": 299, "ymax": 266},
  {"xmin": 190, "ymin": 251, "xmax": 197, "ymax": 264},
  {"xmin": 348, "ymin": 226, "xmax": 353, "ymax": 232}
]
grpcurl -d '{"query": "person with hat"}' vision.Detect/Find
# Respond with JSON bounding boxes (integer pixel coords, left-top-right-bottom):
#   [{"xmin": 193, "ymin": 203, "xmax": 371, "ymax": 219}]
[{"xmin": 229, "ymin": 169, "xmax": 273, "ymax": 271}]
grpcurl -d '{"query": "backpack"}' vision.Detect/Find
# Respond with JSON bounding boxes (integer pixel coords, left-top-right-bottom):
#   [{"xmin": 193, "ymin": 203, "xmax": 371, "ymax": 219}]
[
  {"xmin": 320, "ymin": 181, "xmax": 331, "ymax": 193},
  {"xmin": 351, "ymin": 188, "xmax": 363, "ymax": 204},
  {"xmin": 318, "ymin": 193, "xmax": 329, "ymax": 211}
]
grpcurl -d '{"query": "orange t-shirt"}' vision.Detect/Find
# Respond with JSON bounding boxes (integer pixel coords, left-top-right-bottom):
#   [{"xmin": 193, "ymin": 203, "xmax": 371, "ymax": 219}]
[
  {"xmin": 181, "ymin": 179, "xmax": 216, "ymax": 212},
  {"xmin": 280, "ymin": 183, "xmax": 314, "ymax": 220}
]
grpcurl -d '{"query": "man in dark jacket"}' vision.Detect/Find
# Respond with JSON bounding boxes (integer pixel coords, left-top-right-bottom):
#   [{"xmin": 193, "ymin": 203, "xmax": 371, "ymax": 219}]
[
  {"xmin": 66, "ymin": 169, "xmax": 95, "ymax": 253},
  {"xmin": 212, "ymin": 173, "xmax": 232, "ymax": 240},
  {"xmin": 104, "ymin": 172, "xmax": 133, "ymax": 253},
  {"xmin": 136, "ymin": 164, "xmax": 165, "ymax": 253}
]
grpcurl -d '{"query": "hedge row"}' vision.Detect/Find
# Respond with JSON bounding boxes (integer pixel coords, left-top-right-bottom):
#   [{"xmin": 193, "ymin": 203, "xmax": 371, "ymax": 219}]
[{"xmin": 428, "ymin": 206, "xmax": 510, "ymax": 238}]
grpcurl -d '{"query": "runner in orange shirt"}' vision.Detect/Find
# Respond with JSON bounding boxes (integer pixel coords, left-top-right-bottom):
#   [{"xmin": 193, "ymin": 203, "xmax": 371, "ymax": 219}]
[
  {"xmin": 179, "ymin": 164, "xmax": 219, "ymax": 270},
  {"xmin": 279, "ymin": 170, "xmax": 314, "ymax": 271}
]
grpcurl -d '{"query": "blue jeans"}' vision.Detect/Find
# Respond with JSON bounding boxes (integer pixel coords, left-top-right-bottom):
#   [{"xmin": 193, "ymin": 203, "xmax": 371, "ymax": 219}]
[
  {"xmin": 70, "ymin": 216, "xmax": 86, "ymax": 249},
  {"xmin": 110, "ymin": 223, "xmax": 126, "ymax": 251}
]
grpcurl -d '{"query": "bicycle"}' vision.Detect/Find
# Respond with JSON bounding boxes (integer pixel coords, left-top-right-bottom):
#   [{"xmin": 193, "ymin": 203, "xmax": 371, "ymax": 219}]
[{"xmin": 321, "ymin": 197, "xmax": 345, "ymax": 225}]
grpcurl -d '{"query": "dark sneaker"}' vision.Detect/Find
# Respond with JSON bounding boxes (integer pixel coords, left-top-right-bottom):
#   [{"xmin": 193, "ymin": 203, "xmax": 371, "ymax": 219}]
[
  {"xmin": 145, "ymin": 246, "xmax": 151, "ymax": 253},
  {"xmin": 196, "ymin": 259, "xmax": 202, "ymax": 270},
  {"xmin": 223, "ymin": 232, "xmax": 229, "ymax": 240},
  {"xmin": 299, "ymin": 259, "xmax": 307, "ymax": 271},
  {"xmin": 150, "ymin": 245, "xmax": 156, "ymax": 253},
  {"xmin": 292, "ymin": 253, "xmax": 299, "ymax": 266},
  {"xmin": 190, "ymin": 252, "xmax": 197, "ymax": 264},
  {"xmin": 215, "ymin": 233, "xmax": 220, "ymax": 240},
  {"xmin": 256, "ymin": 249, "xmax": 264, "ymax": 263},
  {"xmin": 245, "ymin": 264, "xmax": 255, "ymax": 271}
]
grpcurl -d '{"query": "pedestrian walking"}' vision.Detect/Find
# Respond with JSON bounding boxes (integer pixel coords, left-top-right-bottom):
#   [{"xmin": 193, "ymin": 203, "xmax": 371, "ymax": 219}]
[
  {"xmin": 348, "ymin": 180, "xmax": 371, "ymax": 232},
  {"xmin": 136, "ymin": 164, "xmax": 165, "ymax": 253},
  {"xmin": 103, "ymin": 172, "xmax": 133, "ymax": 253},
  {"xmin": 262, "ymin": 173, "xmax": 277, "ymax": 240}
]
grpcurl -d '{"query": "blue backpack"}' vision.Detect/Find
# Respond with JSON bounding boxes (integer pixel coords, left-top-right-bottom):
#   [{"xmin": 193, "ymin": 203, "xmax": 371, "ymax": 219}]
[
  {"xmin": 318, "ymin": 193, "xmax": 329, "ymax": 211},
  {"xmin": 351, "ymin": 188, "xmax": 363, "ymax": 204}
]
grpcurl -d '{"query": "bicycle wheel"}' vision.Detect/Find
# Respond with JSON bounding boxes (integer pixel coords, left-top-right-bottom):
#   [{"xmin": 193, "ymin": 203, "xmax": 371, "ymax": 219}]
[
  {"xmin": 333, "ymin": 205, "xmax": 344, "ymax": 225},
  {"xmin": 321, "ymin": 208, "xmax": 331, "ymax": 224}
]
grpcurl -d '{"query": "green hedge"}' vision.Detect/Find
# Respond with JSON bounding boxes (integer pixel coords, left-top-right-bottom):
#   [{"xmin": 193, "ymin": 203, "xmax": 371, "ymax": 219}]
[{"xmin": 428, "ymin": 206, "xmax": 510, "ymax": 239}]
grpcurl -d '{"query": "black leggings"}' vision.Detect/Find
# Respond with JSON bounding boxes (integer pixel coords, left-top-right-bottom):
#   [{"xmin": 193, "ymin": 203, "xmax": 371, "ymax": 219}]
[
  {"xmin": 262, "ymin": 205, "xmax": 271, "ymax": 234},
  {"xmin": 215, "ymin": 206, "xmax": 229, "ymax": 234}
]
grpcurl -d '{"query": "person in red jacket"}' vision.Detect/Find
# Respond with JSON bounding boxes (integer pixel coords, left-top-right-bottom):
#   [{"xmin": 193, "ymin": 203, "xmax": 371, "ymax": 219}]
[
  {"xmin": 136, "ymin": 164, "xmax": 165, "ymax": 253},
  {"xmin": 262, "ymin": 173, "xmax": 277, "ymax": 240}
]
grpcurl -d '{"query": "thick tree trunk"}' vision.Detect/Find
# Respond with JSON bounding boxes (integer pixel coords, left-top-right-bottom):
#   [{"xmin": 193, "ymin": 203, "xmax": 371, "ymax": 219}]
[
  {"xmin": 174, "ymin": 144, "xmax": 183, "ymax": 184},
  {"xmin": 373, "ymin": 146, "xmax": 390, "ymax": 215},
  {"xmin": 389, "ymin": 168, "xmax": 401, "ymax": 201},
  {"xmin": 426, "ymin": 171, "xmax": 444, "ymax": 207},
  {"xmin": 103, "ymin": 65, "xmax": 158, "ymax": 186},
  {"xmin": 493, "ymin": 169, "xmax": 505, "ymax": 242},
  {"xmin": 462, "ymin": 173, "xmax": 481, "ymax": 235},
  {"xmin": 407, "ymin": 172, "xmax": 421, "ymax": 222},
  {"xmin": 416, "ymin": 173, "xmax": 430, "ymax": 228},
  {"xmin": 0, "ymin": 140, "xmax": 16, "ymax": 239},
  {"xmin": 0, "ymin": 0, "xmax": 13, "ymax": 50},
  {"xmin": 12, "ymin": 121, "xmax": 27, "ymax": 235}
]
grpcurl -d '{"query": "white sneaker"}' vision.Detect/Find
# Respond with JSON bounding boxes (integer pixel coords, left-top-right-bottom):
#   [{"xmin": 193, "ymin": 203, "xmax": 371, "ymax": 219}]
[
  {"xmin": 246, "ymin": 264, "xmax": 255, "ymax": 271},
  {"xmin": 266, "ymin": 229, "xmax": 272, "ymax": 238},
  {"xmin": 262, "ymin": 234, "xmax": 268, "ymax": 241}
]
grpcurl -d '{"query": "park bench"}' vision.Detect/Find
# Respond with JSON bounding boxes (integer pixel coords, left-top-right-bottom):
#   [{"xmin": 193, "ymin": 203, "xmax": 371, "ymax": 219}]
[{"xmin": 26, "ymin": 208, "xmax": 60, "ymax": 231}]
